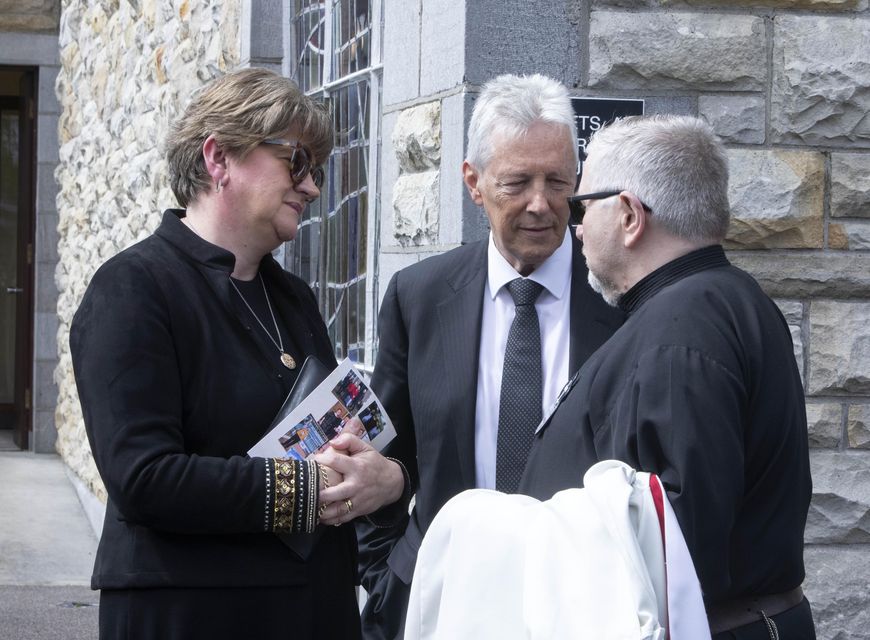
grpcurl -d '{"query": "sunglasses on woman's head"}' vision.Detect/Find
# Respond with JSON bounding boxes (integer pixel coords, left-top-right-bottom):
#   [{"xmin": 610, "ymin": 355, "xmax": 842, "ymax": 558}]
[{"xmin": 262, "ymin": 139, "xmax": 325, "ymax": 189}]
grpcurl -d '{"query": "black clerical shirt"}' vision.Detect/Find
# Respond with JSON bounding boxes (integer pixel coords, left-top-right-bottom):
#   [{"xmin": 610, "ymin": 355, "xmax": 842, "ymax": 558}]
[{"xmin": 520, "ymin": 245, "xmax": 812, "ymax": 605}]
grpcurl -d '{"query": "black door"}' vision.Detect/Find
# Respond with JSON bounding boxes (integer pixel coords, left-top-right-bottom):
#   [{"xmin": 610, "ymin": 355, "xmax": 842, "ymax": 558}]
[{"xmin": 0, "ymin": 68, "xmax": 36, "ymax": 449}]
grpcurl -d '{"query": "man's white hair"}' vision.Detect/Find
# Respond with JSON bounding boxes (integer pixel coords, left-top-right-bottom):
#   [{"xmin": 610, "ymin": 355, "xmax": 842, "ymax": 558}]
[
  {"xmin": 466, "ymin": 74, "xmax": 578, "ymax": 171},
  {"xmin": 584, "ymin": 115, "xmax": 730, "ymax": 243}
]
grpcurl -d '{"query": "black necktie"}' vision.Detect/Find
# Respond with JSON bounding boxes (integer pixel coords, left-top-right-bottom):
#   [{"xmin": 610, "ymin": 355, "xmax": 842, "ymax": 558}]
[{"xmin": 496, "ymin": 278, "xmax": 544, "ymax": 493}]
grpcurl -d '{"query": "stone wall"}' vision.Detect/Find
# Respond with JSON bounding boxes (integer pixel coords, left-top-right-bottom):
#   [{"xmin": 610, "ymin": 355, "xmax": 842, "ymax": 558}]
[
  {"xmin": 391, "ymin": 102, "xmax": 442, "ymax": 246},
  {"xmin": 383, "ymin": 1, "xmax": 869, "ymax": 637},
  {"xmin": 54, "ymin": 0, "xmax": 241, "ymax": 500},
  {"xmin": 0, "ymin": 0, "xmax": 61, "ymax": 33}
]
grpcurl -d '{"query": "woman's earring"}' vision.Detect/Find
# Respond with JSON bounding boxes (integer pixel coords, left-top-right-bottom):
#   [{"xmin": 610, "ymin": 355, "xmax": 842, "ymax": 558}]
[{"xmin": 215, "ymin": 179, "xmax": 224, "ymax": 193}]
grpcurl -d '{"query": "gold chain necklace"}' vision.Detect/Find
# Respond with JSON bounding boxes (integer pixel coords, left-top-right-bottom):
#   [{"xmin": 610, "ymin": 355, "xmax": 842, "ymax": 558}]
[{"xmin": 229, "ymin": 274, "xmax": 297, "ymax": 370}]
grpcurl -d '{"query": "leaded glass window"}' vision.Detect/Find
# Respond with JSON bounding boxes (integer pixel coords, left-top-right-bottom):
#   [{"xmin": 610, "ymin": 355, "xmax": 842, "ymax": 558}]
[
  {"xmin": 293, "ymin": 0, "xmax": 325, "ymax": 92},
  {"xmin": 289, "ymin": 0, "xmax": 382, "ymax": 366}
]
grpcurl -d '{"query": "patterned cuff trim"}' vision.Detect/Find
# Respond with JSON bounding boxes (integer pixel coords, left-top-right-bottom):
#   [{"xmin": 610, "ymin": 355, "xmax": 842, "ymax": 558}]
[
  {"xmin": 272, "ymin": 458, "xmax": 321, "ymax": 533},
  {"xmin": 263, "ymin": 457, "xmax": 273, "ymax": 532},
  {"xmin": 273, "ymin": 459, "xmax": 297, "ymax": 531}
]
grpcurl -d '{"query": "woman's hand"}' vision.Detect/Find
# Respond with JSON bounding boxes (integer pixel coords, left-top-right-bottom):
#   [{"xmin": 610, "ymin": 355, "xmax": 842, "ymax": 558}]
[
  {"xmin": 317, "ymin": 462, "xmax": 344, "ymax": 492},
  {"xmin": 314, "ymin": 427, "xmax": 405, "ymax": 526}
]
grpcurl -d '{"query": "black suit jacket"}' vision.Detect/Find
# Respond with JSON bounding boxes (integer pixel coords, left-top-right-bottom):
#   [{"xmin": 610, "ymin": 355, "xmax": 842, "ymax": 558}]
[{"xmin": 357, "ymin": 237, "xmax": 623, "ymax": 637}]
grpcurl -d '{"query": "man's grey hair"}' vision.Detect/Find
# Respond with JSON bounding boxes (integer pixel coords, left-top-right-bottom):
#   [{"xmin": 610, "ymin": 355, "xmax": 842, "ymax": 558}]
[
  {"xmin": 585, "ymin": 115, "xmax": 730, "ymax": 243},
  {"xmin": 466, "ymin": 74, "xmax": 578, "ymax": 171}
]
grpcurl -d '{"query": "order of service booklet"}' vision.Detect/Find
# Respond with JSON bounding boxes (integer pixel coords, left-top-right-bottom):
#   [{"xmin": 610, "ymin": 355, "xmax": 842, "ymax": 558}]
[{"xmin": 247, "ymin": 357, "xmax": 396, "ymax": 460}]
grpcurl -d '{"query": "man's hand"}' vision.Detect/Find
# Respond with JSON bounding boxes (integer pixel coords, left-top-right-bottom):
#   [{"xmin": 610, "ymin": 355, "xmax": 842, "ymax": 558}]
[{"xmin": 314, "ymin": 426, "xmax": 405, "ymax": 526}]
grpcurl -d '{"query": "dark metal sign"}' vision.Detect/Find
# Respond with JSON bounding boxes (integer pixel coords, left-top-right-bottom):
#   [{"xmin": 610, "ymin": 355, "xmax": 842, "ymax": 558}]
[{"xmin": 571, "ymin": 97, "xmax": 645, "ymax": 168}]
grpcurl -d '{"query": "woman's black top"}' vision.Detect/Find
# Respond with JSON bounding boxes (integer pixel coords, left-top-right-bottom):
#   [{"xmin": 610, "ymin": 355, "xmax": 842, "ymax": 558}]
[{"xmin": 70, "ymin": 209, "xmax": 356, "ymax": 591}]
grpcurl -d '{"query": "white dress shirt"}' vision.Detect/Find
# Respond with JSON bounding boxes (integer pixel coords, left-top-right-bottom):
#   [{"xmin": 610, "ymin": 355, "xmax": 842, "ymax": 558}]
[{"xmin": 474, "ymin": 230, "xmax": 573, "ymax": 490}]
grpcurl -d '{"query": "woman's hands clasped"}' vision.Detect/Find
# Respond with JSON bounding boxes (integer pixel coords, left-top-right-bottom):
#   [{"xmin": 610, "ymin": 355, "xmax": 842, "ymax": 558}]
[{"xmin": 314, "ymin": 419, "xmax": 405, "ymax": 526}]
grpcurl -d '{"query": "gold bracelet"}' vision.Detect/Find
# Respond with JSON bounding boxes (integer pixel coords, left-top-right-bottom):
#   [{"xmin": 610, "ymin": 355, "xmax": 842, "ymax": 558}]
[
  {"xmin": 307, "ymin": 459, "xmax": 318, "ymax": 533},
  {"xmin": 319, "ymin": 462, "xmax": 330, "ymax": 490}
]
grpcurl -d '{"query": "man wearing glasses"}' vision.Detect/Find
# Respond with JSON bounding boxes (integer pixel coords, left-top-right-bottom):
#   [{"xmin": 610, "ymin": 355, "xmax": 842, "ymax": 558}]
[
  {"xmin": 354, "ymin": 74, "xmax": 623, "ymax": 639},
  {"xmin": 520, "ymin": 115, "xmax": 815, "ymax": 639}
]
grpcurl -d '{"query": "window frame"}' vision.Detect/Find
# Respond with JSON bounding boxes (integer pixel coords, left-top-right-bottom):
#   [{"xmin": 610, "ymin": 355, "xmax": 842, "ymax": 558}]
[{"xmin": 285, "ymin": 0, "xmax": 384, "ymax": 371}]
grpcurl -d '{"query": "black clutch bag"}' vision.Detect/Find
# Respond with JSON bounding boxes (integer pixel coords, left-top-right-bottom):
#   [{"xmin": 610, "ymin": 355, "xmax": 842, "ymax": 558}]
[
  {"xmin": 270, "ymin": 355, "xmax": 333, "ymax": 430},
  {"xmin": 271, "ymin": 355, "xmax": 334, "ymax": 559}
]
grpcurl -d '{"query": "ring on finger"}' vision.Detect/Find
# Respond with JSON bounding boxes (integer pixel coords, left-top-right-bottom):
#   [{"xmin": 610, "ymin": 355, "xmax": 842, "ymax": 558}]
[{"xmin": 344, "ymin": 498, "xmax": 353, "ymax": 514}]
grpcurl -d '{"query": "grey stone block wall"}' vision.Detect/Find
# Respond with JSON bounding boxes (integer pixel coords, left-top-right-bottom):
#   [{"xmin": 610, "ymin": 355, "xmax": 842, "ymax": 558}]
[
  {"xmin": 831, "ymin": 153, "xmax": 870, "ymax": 219},
  {"xmin": 589, "ymin": 12, "xmax": 767, "ymax": 91},
  {"xmin": 32, "ymin": 40, "xmax": 61, "ymax": 454},
  {"xmin": 699, "ymin": 95, "xmax": 766, "ymax": 144},
  {"xmin": 381, "ymin": 1, "xmax": 870, "ymax": 636},
  {"xmin": 772, "ymin": 16, "xmax": 870, "ymax": 147},
  {"xmin": 419, "ymin": 0, "xmax": 465, "ymax": 96},
  {"xmin": 464, "ymin": 0, "xmax": 583, "ymax": 85},
  {"xmin": 0, "ymin": 0, "xmax": 60, "ymax": 33},
  {"xmin": 804, "ymin": 544, "xmax": 870, "ymax": 640},
  {"xmin": 382, "ymin": 0, "xmax": 421, "ymax": 105},
  {"xmin": 441, "ymin": 92, "xmax": 484, "ymax": 245}
]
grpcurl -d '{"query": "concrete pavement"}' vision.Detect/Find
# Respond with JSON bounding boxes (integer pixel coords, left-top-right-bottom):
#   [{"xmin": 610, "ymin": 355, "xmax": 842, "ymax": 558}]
[{"xmin": 0, "ymin": 446, "xmax": 100, "ymax": 639}]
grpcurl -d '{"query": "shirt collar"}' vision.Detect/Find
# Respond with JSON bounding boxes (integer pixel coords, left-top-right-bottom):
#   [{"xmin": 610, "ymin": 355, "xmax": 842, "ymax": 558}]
[
  {"xmin": 487, "ymin": 228, "xmax": 573, "ymax": 300},
  {"xmin": 155, "ymin": 209, "xmax": 237, "ymax": 273},
  {"xmin": 618, "ymin": 244, "xmax": 730, "ymax": 315},
  {"xmin": 155, "ymin": 209, "xmax": 283, "ymax": 281}
]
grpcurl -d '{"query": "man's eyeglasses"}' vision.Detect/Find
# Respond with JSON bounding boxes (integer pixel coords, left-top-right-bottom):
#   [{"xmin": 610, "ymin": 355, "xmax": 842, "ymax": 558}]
[
  {"xmin": 567, "ymin": 190, "xmax": 652, "ymax": 225},
  {"xmin": 262, "ymin": 139, "xmax": 325, "ymax": 189}
]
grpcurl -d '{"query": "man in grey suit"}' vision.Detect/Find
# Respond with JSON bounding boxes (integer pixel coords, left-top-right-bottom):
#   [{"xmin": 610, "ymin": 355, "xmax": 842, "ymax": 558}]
[{"xmin": 352, "ymin": 74, "xmax": 624, "ymax": 639}]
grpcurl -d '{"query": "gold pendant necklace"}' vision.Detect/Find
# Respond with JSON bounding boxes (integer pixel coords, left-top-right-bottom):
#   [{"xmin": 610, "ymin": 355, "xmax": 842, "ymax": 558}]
[{"xmin": 229, "ymin": 274, "xmax": 296, "ymax": 370}]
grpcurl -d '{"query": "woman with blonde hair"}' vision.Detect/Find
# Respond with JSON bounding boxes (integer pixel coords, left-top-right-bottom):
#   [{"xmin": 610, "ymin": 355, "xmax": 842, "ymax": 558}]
[{"xmin": 71, "ymin": 67, "xmax": 394, "ymax": 639}]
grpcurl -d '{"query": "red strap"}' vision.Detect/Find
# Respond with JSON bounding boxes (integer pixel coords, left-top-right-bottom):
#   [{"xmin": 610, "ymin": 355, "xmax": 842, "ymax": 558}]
[
  {"xmin": 649, "ymin": 474, "xmax": 670, "ymax": 639},
  {"xmin": 650, "ymin": 474, "xmax": 666, "ymax": 541}
]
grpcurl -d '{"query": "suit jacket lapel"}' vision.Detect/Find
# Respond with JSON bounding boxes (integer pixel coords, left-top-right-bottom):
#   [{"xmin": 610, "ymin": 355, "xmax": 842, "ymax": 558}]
[{"xmin": 437, "ymin": 242, "xmax": 487, "ymax": 488}]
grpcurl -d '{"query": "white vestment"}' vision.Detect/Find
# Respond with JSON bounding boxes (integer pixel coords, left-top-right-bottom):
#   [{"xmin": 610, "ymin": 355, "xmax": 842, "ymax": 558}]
[{"xmin": 404, "ymin": 460, "xmax": 711, "ymax": 640}]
